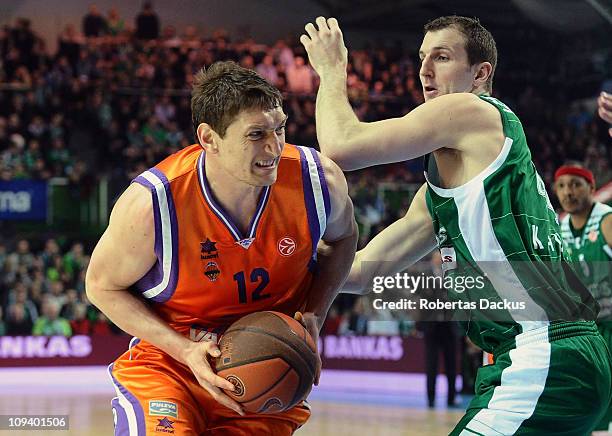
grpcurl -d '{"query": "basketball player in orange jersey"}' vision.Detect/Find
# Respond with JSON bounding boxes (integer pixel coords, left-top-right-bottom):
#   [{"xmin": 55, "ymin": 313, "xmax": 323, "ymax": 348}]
[{"xmin": 85, "ymin": 61, "xmax": 358, "ymax": 435}]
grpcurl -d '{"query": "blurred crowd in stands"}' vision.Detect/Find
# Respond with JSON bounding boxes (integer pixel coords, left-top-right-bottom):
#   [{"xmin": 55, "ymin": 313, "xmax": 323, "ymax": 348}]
[
  {"xmin": 0, "ymin": 237, "xmax": 116, "ymax": 336},
  {"xmin": 0, "ymin": 3, "xmax": 611, "ymax": 338}
]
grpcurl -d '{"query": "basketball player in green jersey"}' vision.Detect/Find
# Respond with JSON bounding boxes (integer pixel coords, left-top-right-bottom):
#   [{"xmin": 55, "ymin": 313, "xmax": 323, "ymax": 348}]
[
  {"xmin": 301, "ymin": 15, "xmax": 612, "ymax": 435},
  {"xmin": 555, "ymin": 164, "xmax": 612, "ymax": 433}
]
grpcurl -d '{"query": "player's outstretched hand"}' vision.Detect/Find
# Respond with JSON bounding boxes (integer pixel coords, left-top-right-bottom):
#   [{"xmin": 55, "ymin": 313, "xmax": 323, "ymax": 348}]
[
  {"xmin": 182, "ymin": 340, "xmax": 245, "ymax": 416},
  {"xmin": 300, "ymin": 17, "xmax": 348, "ymax": 78},
  {"xmin": 598, "ymin": 91, "xmax": 612, "ymax": 137},
  {"xmin": 294, "ymin": 311, "xmax": 322, "ymax": 385}
]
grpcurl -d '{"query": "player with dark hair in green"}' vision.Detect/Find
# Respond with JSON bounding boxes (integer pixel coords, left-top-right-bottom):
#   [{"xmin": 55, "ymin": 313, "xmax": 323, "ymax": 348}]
[
  {"xmin": 555, "ymin": 163, "xmax": 612, "ymax": 433},
  {"xmin": 301, "ymin": 14, "xmax": 612, "ymax": 435}
]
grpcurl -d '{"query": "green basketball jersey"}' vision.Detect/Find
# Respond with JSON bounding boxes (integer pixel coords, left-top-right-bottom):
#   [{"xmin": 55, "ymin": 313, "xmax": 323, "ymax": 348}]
[
  {"xmin": 560, "ymin": 202, "xmax": 612, "ymax": 321},
  {"xmin": 424, "ymin": 95, "xmax": 598, "ymax": 353}
]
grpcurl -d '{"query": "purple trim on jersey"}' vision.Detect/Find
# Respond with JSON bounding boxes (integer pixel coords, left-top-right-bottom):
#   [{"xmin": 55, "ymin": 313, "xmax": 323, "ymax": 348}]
[
  {"xmin": 132, "ymin": 175, "xmax": 154, "ymax": 190},
  {"xmin": 111, "ymin": 397, "xmax": 129, "ymax": 436},
  {"xmin": 309, "ymin": 148, "xmax": 331, "ymax": 223},
  {"xmin": 128, "ymin": 337, "xmax": 141, "ymax": 360},
  {"xmin": 246, "ymin": 184, "xmax": 272, "ymax": 239},
  {"xmin": 133, "ymin": 181, "xmax": 163, "ymax": 291},
  {"xmin": 148, "ymin": 168, "xmax": 179, "ymax": 303},
  {"xmin": 197, "ymin": 153, "xmax": 242, "ymax": 241},
  {"xmin": 297, "ymin": 146, "xmax": 321, "ymax": 260},
  {"xmin": 108, "ymin": 363, "xmax": 146, "ymax": 436},
  {"xmin": 131, "ymin": 169, "xmax": 179, "ymax": 304},
  {"xmin": 197, "ymin": 152, "xmax": 271, "ymax": 242},
  {"xmin": 307, "ymin": 258, "xmax": 318, "ymax": 273}
]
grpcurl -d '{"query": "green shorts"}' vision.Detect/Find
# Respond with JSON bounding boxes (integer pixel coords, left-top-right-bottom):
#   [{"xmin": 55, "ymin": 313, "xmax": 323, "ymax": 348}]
[
  {"xmin": 595, "ymin": 321, "xmax": 612, "ymax": 432},
  {"xmin": 451, "ymin": 322, "xmax": 612, "ymax": 435}
]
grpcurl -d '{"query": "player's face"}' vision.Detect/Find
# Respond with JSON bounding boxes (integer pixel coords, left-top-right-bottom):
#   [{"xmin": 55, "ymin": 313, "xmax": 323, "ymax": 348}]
[
  {"xmin": 554, "ymin": 174, "xmax": 593, "ymax": 214},
  {"xmin": 419, "ymin": 28, "xmax": 475, "ymax": 101},
  {"xmin": 217, "ymin": 106, "xmax": 286, "ymax": 187}
]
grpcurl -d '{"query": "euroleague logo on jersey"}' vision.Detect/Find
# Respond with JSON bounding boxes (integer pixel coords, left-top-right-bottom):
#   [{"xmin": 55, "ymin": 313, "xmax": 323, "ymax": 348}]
[{"xmin": 278, "ymin": 237, "xmax": 296, "ymax": 257}]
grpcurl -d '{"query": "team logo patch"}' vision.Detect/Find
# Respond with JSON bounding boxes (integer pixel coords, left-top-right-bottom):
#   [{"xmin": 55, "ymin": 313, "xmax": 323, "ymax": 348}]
[
  {"xmin": 155, "ymin": 417, "xmax": 174, "ymax": 433},
  {"xmin": 149, "ymin": 400, "xmax": 178, "ymax": 418},
  {"xmin": 200, "ymin": 238, "xmax": 219, "ymax": 259},
  {"xmin": 204, "ymin": 261, "xmax": 220, "ymax": 281},
  {"xmin": 226, "ymin": 375, "xmax": 245, "ymax": 397},
  {"xmin": 278, "ymin": 237, "xmax": 296, "ymax": 256},
  {"xmin": 588, "ymin": 230, "xmax": 598, "ymax": 242}
]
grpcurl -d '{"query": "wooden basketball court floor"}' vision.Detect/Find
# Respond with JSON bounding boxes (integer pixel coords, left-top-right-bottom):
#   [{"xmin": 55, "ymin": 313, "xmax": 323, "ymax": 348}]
[{"xmin": 0, "ymin": 367, "xmax": 465, "ymax": 435}]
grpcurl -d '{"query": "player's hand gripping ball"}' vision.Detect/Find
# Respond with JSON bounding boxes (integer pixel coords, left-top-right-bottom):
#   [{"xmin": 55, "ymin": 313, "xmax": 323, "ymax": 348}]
[{"xmin": 214, "ymin": 311, "xmax": 318, "ymax": 414}]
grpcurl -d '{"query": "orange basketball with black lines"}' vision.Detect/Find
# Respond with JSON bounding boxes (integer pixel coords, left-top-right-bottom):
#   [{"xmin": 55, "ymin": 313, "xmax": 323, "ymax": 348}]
[{"xmin": 214, "ymin": 311, "xmax": 317, "ymax": 414}]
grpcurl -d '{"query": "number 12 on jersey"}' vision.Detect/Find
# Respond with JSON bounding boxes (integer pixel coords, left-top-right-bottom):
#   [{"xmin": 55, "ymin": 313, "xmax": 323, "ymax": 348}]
[{"xmin": 233, "ymin": 268, "xmax": 271, "ymax": 304}]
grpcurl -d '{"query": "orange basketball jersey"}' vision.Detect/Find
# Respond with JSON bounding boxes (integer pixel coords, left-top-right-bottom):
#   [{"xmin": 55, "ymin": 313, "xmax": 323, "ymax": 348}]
[{"xmin": 131, "ymin": 143, "xmax": 330, "ymax": 341}]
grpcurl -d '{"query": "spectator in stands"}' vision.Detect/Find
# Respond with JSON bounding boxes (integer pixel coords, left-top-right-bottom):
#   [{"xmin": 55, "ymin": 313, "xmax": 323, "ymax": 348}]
[
  {"xmin": 135, "ymin": 1, "xmax": 160, "ymax": 40},
  {"xmin": 347, "ymin": 298, "xmax": 369, "ymax": 335},
  {"xmin": 256, "ymin": 54, "xmax": 279, "ymax": 86},
  {"xmin": 48, "ymin": 280, "xmax": 67, "ymax": 308},
  {"xmin": 10, "ymin": 18, "xmax": 36, "ymax": 66},
  {"xmin": 159, "ymin": 25, "xmax": 178, "ymax": 48},
  {"xmin": 181, "ymin": 25, "xmax": 201, "ymax": 49},
  {"xmin": 70, "ymin": 302, "xmax": 91, "ymax": 335},
  {"xmin": 322, "ymin": 305, "xmax": 345, "ymax": 335},
  {"xmin": 41, "ymin": 238, "xmax": 60, "ymax": 270},
  {"xmin": 11, "ymin": 282, "xmax": 38, "ymax": 322},
  {"xmin": 285, "ymin": 56, "xmax": 315, "ymax": 94},
  {"xmin": 46, "ymin": 255, "xmax": 64, "ymax": 283},
  {"xmin": 29, "ymin": 280, "xmax": 45, "ymax": 312},
  {"xmin": 7, "ymin": 239, "xmax": 34, "ymax": 270},
  {"xmin": 106, "ymin": 7, "xmax": 125, "ymax": 37},
  {"xmin": 82, "ymin": 4, "xmax": 107, "ymax": 38},
  {"xmin": 91, "ymin": 312, "xmax": 113, "ymax": 335},
  {"xmin": 273, "ymin": 39, "xmax": 294, "ymax": 70},
  {"xmin": 60, "ymin": 288, "xmax": 79, "ymax": 319},
  {"xmin": 32, "ymin": 298, "xmax": 72, "ymax": 336},
  {"xmin": 63, "ymin": 242, "xmax": 86, "ymax": 282},
  {"xmin": 57, "ymin": 24, "xmax": 83, "ymax": 67},
  {"xmin": 5, "ymin": 303, "xmax": 33, "ymax": 335},
  {"xmin": 154, "ymin": 95, "xmax": 177, "ymax": 127}
]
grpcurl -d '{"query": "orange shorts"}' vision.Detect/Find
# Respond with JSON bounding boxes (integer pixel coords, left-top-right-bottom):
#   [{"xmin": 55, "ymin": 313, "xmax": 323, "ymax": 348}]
[{"xmin": 108, "ymin": 339, "xmax": 311, "ymax": 435}]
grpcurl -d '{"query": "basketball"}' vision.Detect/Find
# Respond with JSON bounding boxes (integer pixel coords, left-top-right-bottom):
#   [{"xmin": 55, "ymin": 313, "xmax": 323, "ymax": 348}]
[{"xmin": 214, "ymin": 311, "xmax": 318, "ymax": 414}]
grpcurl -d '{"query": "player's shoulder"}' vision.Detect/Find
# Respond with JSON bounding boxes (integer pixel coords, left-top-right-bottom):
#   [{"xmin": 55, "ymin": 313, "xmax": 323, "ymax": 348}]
[
  {"xmin": 600, "ymin": 209, "xmax": 612, "ymax": 244},
  {"xmin": 152, "ymin": 144, "xmax": 202, "ymax": 184},
  {"xmin": 594, "ymin": 202, "xmax": 612, "ymax": 215},
  {"xmin": 434, "ymin": 92, "xmax": 488, "ymax": 109},
  {"xmin": 280, "ymin": 143, "xmax": 302, "ymax": 162},
  {"xmin": 560, "ymin": 212, "xmax": 571, "ymax": 225},
  {"xmin": 111, "ymin": 182, "xmax": 154, "ymax": 229},
  {"xmin": 281, "ymin": 143, "xmax": 341, "ymax": 178},
  {"xmin": 430, "ymin": 93, "xmax": 502, "ymax": 128},
  {"xmin": 314, "ymin": 149, "xmax": 348, "ymax": 203},
  {"xmin": 283, "ymin": 143, "xmax": 347, "ymax": 197}
]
